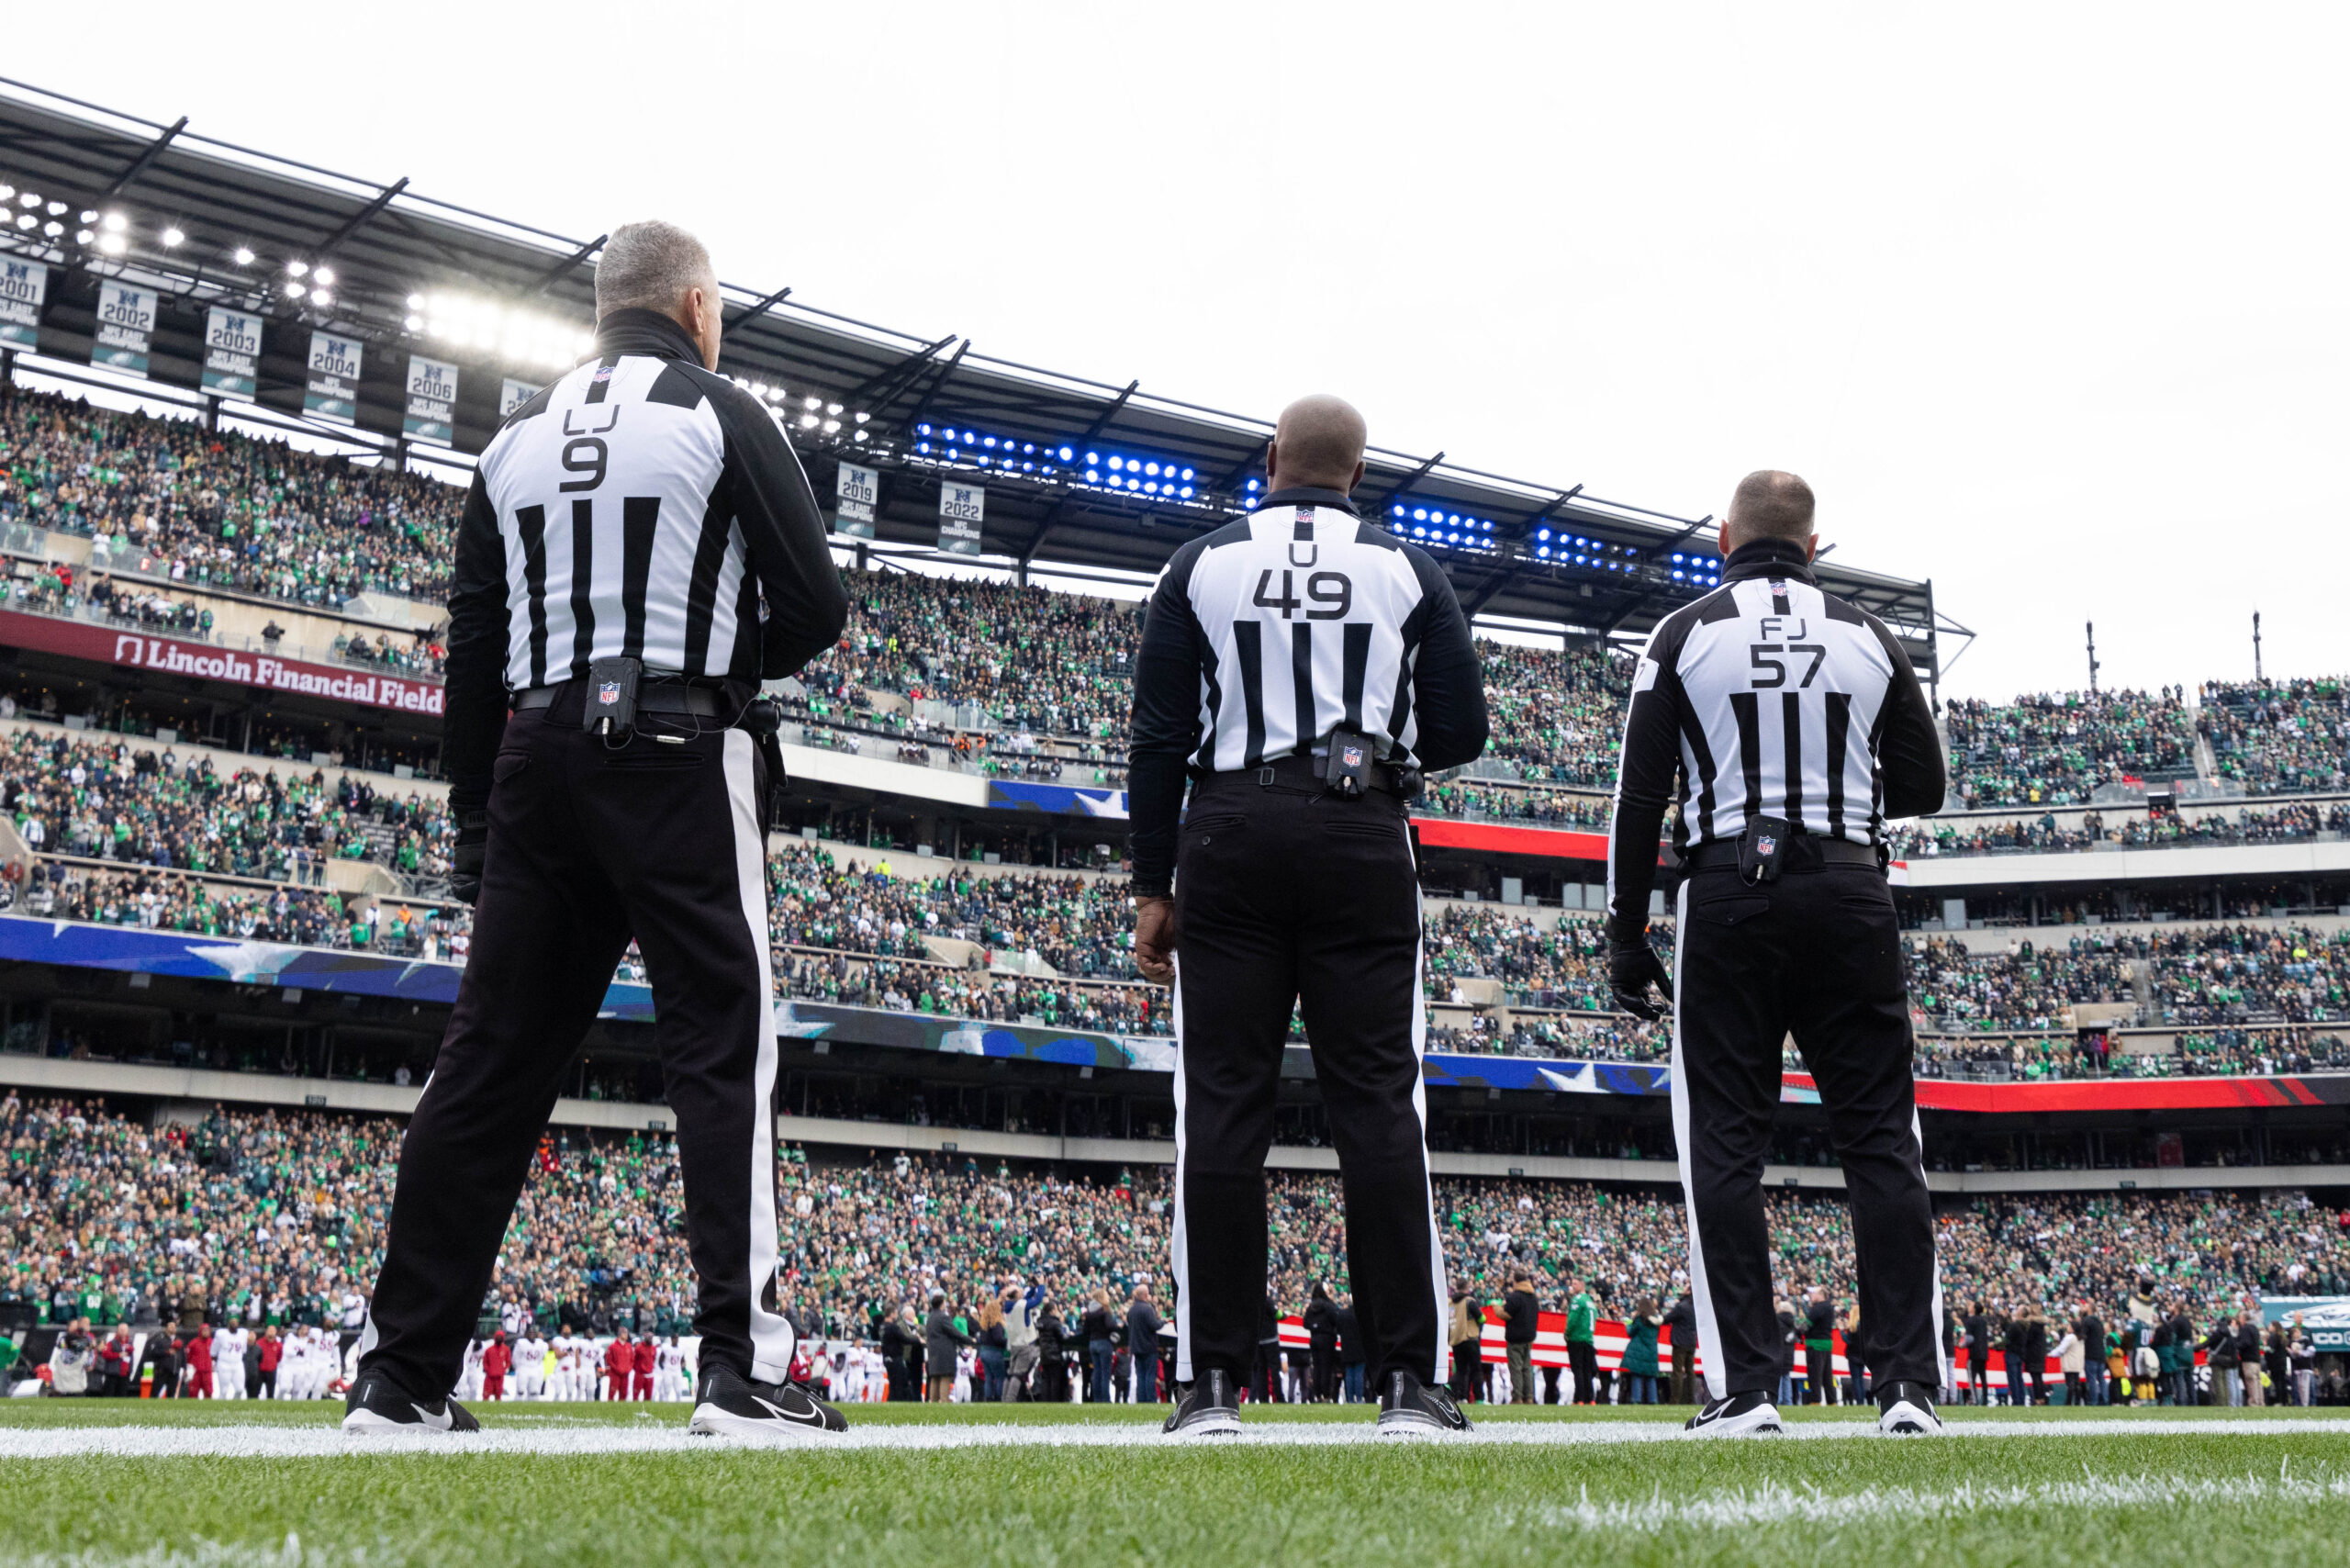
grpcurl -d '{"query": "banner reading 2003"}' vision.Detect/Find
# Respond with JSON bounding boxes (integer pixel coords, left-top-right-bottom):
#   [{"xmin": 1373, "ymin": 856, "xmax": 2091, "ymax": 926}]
[{"xmin": 202, "ymin": 306, "xmax": 263, "ymax": 398}]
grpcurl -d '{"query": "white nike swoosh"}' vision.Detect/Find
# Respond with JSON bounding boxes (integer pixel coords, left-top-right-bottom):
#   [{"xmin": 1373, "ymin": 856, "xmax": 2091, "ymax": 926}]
[
  {"xmin": 408, "ymin": 1403, "xmax": 452, "ymax": 1430},
  {"xmin": 1687, "ymin": 1406, "xmax": 1725, "ymax": 1426},
  {"xmin": 748, "ymin": 1394, "xmax": 826, "ymax": 1427}
]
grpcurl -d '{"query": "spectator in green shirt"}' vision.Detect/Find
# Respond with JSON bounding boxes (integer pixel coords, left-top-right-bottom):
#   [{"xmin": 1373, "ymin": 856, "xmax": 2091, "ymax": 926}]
[{"xmin": 1566, "ymin": 1280, "xmax": 1599, "ymax": 1405}]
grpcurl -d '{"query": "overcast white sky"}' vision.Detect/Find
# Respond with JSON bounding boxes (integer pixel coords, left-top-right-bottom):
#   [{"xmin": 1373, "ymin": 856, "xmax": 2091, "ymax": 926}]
[{"xmin": 10, "ymin": 2, "xmax": 2344, "ymax": 700}]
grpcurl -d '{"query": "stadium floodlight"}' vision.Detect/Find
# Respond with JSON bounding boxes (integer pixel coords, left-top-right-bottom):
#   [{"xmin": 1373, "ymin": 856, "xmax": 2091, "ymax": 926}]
[
  {"xmin": 827, "ymin": 403, "xmax": 842, "ymax": 416},
  {"xmin": 314, "ymin": 266, "xmax": 335, "ymax": 286},
  {"xmin": 822, "ymin": 419, "xmax": 840, "ymax": 434},
  {"xmin": 404, "ymin": 314, "xmax": 422, "ymax": 330},
  {"xmin": 46, "ymin": 221, "xmax": 67, "ymax": 241},
  {"xmin": 799, "ymin": 413, "xmax": 818, "ymax": 429},
  {"xmin": 77, "ymin": 208, "xmax": 95, "ymax": 222},
  {"xmin": 856, "ymin": 412, "xmax": 870, "ymax": 424},
  {"xmin": 423, "ymin": 292, "xmax": 595, "ymax": 370},
  {"xmin": 285, "ymin": 281, "xmax": 306, "ymax": 298},
  {"xmin": 100, "ymin": 211, "xmax": 127, "ymax": 233},
  {"xmin": 232, "ymin": 246, "xmax": 254, "ymax": 265},
  {"xmin": 406, "ymin": 293, "xmax": 425, "ymax": 309},
  {"xmin": 310, "ymin": 290, "xmax": 333, "ymax": 308},
  {"xmin": 803, "ymin": 396, "xmax": 820, "ymax": 410},
  {"xmin": 73, "ymin": 229, "xmax": 93, "ymax": 245},
  {"xmin": 161, "ymin": 227, "xmax": 185, "ymax": 247},
  {"xmin": 286, "ymin": 259, "xmax": 308, "ymax": 277},
  {"xmin": 0, "ymin": 185, "xmax": 13, "ymax": 200},
  {"xmin": 17, "ymin": 191, "xmax": 39, "ymax": 207},
  {"xmin": 11, "ymin": 215, "xmax": 28, "ymax": 230},
  {"xmin": 853, "ymin": 430, "xmax": 868, "ymax": 442},
  {"xmin": 1057, "ymin": 445, "xmax": 1073, "ymax": 461},
  {"xmin": 45, "ymin": 201, "xmax": 64, "ymax": 216}
]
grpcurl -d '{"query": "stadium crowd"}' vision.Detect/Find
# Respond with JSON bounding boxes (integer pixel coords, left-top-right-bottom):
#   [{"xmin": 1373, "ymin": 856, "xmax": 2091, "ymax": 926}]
[
  {"xmin": 2200, "ymin": 678, "xmax": 2350, "ymax": 797},
  {"xmin": 7, "ymin": 1096, "xmax": 2347, "ymax": 1407},
  {"xmin": 0, "ymin": 385, "xmax": 454, "ymax": 607},
  {"xmin": 1941, "ymin": 688, "xmax": 2199, "ymax": 808}
]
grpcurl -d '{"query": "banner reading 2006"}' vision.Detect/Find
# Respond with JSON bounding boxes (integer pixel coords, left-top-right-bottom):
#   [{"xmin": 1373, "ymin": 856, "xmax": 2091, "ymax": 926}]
[
  {"xmin": 304, "ymin": 330, "xmax": 364, "ymax": 425},
  {"xmin": 91, "ymin": 281, "xmax": 159, "ymax": 378},
  {"xmin": 403, "ymin": 353, "xmax": 459, "ymax": 445}
]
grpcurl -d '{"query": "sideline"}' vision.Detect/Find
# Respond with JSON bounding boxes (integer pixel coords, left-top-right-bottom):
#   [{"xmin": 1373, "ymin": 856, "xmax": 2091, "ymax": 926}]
[{"xmin": 0, "ymin": 1417, "xmax": 2344, "ymax": 1460}]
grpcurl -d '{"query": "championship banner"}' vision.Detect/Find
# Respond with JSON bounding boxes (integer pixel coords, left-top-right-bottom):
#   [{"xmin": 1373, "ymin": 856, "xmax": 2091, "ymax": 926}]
[
  {"xmin": 938, "ymin": 480, "xmax": 985, "ymax": 556},
  {"xmin": 0, "ymin": 257, "xmax": 46, "ymax": 349},
  {"xmin": 402, "ymin": 353, "xmax": 459, "ymax": 445},
  {"xmin": 91, "ymin": 281, "xmax": 159, "ymax": 377},
  {"xmin": 303, "ymin": 330, "xmax": 364, "ymax": 425},
  {"xmin": 201, "ymin": 305, "xmax": 263, "ymax": 398},
  {"xmin": 834, "ymin": 461, "xmax": 878, "ymax": 539},
  {"xmin": 499, "ymin": 376, "xmax": 541, "ymax": 417}
]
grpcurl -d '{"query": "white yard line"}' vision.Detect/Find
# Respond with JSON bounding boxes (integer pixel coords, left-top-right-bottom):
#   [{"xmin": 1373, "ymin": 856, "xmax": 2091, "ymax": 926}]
[
  {"xmin": 0, "ymin": 1417, "xmax": 2344, "ymax": 1460},
  {"xmin": 1531, "ymin": 1470, "xmax": 2350, "ymax": 1531}
]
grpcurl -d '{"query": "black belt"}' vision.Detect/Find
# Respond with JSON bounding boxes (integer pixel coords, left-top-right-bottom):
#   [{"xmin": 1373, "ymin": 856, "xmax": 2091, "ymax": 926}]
[
  {"xmin": 1683, "ymin": 836, "xmax": 1880, "ymax": 872},
  {"xmin": 1197, "ymin": 752, "xmax": 1421, "ymax": 800},
  {"xmin": 514, "ymin": 680, "xmax": 724, "ymax": 718}
]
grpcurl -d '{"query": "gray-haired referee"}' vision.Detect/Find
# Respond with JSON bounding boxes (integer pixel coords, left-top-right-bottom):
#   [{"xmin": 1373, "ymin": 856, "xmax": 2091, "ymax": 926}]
[
  {"xmin": 1605, "ymin": 471, "xmax": 1948, "ymax": 1438},
  {"xmin": 1128, "ymin": 394, "xmax": 1488, "ymax": 1436},
  {"xmin": 342, "ymin": 221, "xmax": 851, "ymax": 1440}
]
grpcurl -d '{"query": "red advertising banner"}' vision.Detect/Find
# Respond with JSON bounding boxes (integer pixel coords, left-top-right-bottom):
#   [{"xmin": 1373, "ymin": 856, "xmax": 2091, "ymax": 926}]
[{"xmin": 0, "ymin": 608, "xmax": 444, "ymax": 718}]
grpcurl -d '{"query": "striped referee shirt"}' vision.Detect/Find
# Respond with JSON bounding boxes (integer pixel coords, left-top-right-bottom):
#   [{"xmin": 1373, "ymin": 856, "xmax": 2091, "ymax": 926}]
[
  {"xmin": 1603, "ymin": 535, "xmax": 1944, "ymax": 939},
  {"xmin": 441, "ymin": 308, "xmax": 847, "ymax": 805},
  {"xmin": 1126, "ymin": 487, "xmax": 1489, "ymax": 894}
]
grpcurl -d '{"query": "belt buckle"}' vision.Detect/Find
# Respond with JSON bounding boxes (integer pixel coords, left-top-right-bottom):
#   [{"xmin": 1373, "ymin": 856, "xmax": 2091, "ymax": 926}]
[{"xmin": 1257, "ymin": 767, "xmax": 1276, "ymax": 787}]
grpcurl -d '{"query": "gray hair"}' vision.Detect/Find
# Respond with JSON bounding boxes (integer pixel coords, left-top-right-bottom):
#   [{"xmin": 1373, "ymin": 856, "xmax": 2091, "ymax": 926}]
[{"xmin": 594, "ymin": 220, "xmax": 716, "ymax": 319}]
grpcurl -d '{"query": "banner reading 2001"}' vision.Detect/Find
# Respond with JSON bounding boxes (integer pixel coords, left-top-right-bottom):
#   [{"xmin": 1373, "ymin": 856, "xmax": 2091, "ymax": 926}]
[
  {"xmin": 0, "ymin": 259, "xmax": 46, "ymax": 350},
  {"xmin": 91, "ymin": 282, "xmax": 159, "ymax": 378},
  {"xmin": 304, "ymin": 330, "xmax": 364, "ymax": 425}
]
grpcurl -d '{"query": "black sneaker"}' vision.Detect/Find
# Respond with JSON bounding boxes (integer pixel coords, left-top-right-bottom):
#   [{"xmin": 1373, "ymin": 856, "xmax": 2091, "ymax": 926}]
[
  {"xmin": 687, "ymin": 1366, "xmax": 847, "ymax": 1441},
  {"xmin": 1682, "ymin": 1389, "xmax": 1783, "ymax": 1437},
  {"xmin": 1162, "ymin": 1369, "xmax": 1243, "ymax": 1437},
  {"xmin": 341, "ymin": 1370, "xmax": 481, "ymax": 1436},
  {"xmin": 1376, "ymin": 1371, "xmax": 1472, "ymax": 1435},
  {"xmin": 1876, "ymin": 1380, "xmax": 1943, "ymax": 1435}
]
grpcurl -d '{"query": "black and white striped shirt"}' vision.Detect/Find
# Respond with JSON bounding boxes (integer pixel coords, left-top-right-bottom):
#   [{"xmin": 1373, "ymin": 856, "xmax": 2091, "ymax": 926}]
[
  {"xmin": 1125, "ymin": 487, "xmax": 1489, "ymax": 894},
  {"xmin": 441, "ymin": 308, "xmax": 847, "ymax": 806},
  {"xmin": 1604, "ymin": 536, "xmax": 1944, "ymax": 938}
]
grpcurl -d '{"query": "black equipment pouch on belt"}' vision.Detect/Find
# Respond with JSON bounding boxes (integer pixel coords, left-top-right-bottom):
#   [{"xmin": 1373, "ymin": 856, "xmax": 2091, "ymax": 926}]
[
  {"xmin": 584, "ymin": 656, "xmax": 641, "ymax": 738},
  {"xmin": 737, "ymin": 696, "xmax": 789, "ymax": 833},
  {"xmin": 1740, "ymin": 814, "xmax": 1792, "ymax": 884},
  {"xmin": 1322, "ymin": 728, "xmax": 1376, "ymax": 801}
]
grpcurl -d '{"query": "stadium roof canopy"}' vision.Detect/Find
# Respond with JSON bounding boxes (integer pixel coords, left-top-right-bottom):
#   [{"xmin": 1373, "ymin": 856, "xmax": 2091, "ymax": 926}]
[{"xmin": 0, "ymin": 76, "xmax": 1960, "ymax": 681}]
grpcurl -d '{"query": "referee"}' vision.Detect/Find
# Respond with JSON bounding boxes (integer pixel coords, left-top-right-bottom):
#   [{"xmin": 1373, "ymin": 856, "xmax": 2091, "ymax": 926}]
[
  {"xmin": 341, "ymin": 221, "xmax": 850, "ymax": 1440},
  {"xmin": 1605, "ymin": 470, "xmax": 1948, "ymax": 1438},
  {"xmin": 1127, "ymin": 394, "xmax": 1488, "ymax": 1436}
]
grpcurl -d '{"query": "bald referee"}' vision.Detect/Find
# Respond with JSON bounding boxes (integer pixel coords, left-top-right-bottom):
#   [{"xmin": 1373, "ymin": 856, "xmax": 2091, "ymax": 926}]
[
  {"xmin": 1606, "ymin": 471, "xmax": 1948, "ymax": 1438},
  {"xmin": 1128, "ymin": 395, "xmax": 1487, "ymax": 1437}
]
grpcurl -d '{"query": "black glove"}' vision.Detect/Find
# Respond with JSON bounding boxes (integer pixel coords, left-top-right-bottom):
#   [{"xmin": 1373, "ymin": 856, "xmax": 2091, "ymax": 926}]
[
  {"xmin": 451, "ymin": 797, "xmax": 489, "ymax": 907},
  {"xmin": 1608, "ymin": 940, "xmax": 1674, "ymax": 1022}
]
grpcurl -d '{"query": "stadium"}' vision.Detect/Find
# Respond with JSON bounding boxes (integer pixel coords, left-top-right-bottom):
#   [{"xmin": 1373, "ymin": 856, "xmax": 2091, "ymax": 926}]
[{"xmin": 0, "ymin": 53, "xmax": 2347, "ymax": 1568}]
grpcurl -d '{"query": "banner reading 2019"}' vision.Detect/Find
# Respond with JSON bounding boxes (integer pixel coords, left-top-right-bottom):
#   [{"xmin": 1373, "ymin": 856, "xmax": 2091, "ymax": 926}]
[{"xmin": 304, "ymin": 330, "xmax": 364, "ymax": 425}]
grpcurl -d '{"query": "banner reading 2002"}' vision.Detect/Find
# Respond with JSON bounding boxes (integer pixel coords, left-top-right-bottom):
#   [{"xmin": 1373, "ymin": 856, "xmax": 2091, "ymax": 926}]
[{"xmin": 91, "ymin": 282, "xmax": 159, "ymax": 378}]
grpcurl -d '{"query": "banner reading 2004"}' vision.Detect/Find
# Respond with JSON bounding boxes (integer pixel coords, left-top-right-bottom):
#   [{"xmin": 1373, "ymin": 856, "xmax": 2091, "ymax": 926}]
[{"xmin": 304, "ymin": 330, "xmax": 363, "ymax": 425}]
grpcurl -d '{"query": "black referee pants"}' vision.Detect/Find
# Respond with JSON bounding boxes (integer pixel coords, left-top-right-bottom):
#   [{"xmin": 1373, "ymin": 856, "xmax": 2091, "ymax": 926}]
[
  {"xmin": 1670, "ymin": 859, "xmax": 1944, "ymax": 1400},
  {"xmin": 358, "ymin": 693, "xmax": 793, "ymax": 1399},
  {"xmin": 1169, "ymin": 773, "xmax": 1447, "ymax": 1391}
]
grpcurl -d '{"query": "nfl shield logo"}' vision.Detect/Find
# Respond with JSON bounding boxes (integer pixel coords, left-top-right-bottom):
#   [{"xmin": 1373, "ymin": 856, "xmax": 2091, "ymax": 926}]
[
  {"xmin": 592, "ymin": 364, "xmax": 614, "ymax": 383},
  {"xmin": 1756, "ymin": 834, "xmax": 1778, "ymax": 856},
  {"xmin": 598, "ymin": 682, "xmax": 621, "ymax": 707},
  {"xmin": 1342, "ymin": 743, "xmax": 1364, "ymax": 767}
]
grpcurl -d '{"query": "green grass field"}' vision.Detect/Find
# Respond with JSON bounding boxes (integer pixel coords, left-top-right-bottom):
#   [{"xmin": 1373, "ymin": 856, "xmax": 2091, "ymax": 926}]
[{"xmin": 3, "ymin": 1399, "xmax": 2346, "ymax": 1567}]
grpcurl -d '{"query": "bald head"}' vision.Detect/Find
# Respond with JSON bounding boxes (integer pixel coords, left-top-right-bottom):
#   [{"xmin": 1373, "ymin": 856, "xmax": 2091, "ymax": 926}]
[
  {"xmin": 1266, "ymin": 395, "xmax": 1368, "ymax": 495},
  {"xmin": 1722, "ymin": 470, "xmax": 1818, "ymax": 554}
]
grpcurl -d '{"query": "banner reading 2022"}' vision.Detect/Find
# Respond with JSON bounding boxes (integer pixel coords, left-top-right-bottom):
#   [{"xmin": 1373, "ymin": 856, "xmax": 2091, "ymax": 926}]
[
  {"xmin": 91, "ymin": 282, "xmax": 159, "ymax": 377},
  {"xmin": 304, "ymin": 330, "xmax": 364, "ymax": 425}
]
